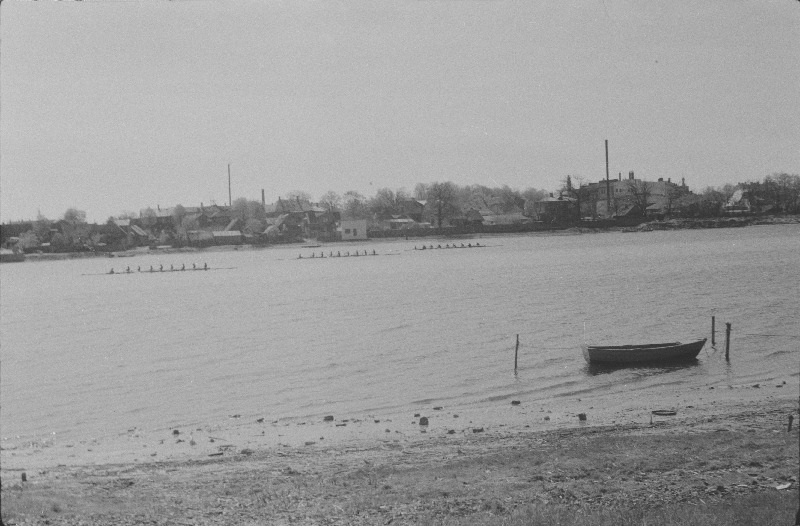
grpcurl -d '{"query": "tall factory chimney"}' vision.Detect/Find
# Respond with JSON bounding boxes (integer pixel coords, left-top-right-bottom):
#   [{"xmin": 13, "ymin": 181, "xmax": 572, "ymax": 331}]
[
  {"xmin": 605, "ymin": 140, "xmax": 610, "ymax": 217},
  {"xmin": 227, "ymin": 164, "xmax": 232, "ymax": 207}
]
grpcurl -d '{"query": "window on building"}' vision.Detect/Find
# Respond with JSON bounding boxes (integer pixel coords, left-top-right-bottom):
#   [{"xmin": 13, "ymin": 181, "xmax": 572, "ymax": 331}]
[
  {"xmin": 345, "ymin": 229, "xmax": 351, "ymax": 234},
  {"xmin": 353, "ymin": 229, "xmax": 358, "ymax": 236}
]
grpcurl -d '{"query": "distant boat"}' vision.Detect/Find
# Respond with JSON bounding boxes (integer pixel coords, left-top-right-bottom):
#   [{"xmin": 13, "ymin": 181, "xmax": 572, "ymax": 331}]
[{"xmin": 582, "ymin": 339, "xmax": 707, "ymax": 365}]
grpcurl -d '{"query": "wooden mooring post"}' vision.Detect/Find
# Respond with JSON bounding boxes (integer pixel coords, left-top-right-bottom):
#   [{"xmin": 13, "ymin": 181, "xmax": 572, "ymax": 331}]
[
  {"xmin": 514, "ymin": 334, "xmax": 519, "ymax": 372},
  {"xmin": 711, "ymin": 316, "xmax": 715, "ymax": 346},
  {"xmin": 725, "ymin": 323, "xmax": 732, "ymax": 361}
]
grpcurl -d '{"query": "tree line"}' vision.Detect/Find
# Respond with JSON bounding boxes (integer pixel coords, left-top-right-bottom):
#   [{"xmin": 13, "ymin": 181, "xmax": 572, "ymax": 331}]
[{"xmin": 7, "ymin": 172, "xmax": 798, "ymax": 251}]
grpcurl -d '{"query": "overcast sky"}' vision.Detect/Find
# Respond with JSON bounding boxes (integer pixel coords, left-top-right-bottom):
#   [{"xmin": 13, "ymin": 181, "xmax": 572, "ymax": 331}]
[{"xmin": 1, "ymin": 0, "xmax": 798, "ymax": 223}]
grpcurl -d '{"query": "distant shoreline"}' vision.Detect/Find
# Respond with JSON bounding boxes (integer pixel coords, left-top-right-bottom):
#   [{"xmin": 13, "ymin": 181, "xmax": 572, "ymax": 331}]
[{"xmin": 11, "ymin": 215, "xmax": 798, "ymax": 263}]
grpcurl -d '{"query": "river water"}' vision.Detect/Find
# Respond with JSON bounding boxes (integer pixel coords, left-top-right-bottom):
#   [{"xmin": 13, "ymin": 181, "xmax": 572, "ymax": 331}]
[{"xmin": 1, "ymin": 225, "xmax": 798, "ymax": 455}]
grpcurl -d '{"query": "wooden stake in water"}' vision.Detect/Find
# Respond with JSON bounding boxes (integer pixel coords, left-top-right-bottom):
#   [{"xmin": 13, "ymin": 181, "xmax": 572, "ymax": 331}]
[
  {"xmin": 711, "ymin": 316, "xmax": 716, "ymax": 346},
  {"xmin": 514, "ymin": 334, "xmax": 519, "ymax": 372},
  {"xmin": 725, "ymin": 323, "xmax": 732, "ymax": 361}
]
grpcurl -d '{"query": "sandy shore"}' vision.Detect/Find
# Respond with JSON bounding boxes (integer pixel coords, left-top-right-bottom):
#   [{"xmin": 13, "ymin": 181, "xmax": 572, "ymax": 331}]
[{"xmin": 2, "ymin": 382, "xmax": 798, "ymax": 525}]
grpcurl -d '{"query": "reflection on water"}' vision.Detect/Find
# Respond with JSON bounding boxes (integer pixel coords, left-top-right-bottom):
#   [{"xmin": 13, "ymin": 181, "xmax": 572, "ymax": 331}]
[
  {"xmin": 585, "ymin": 358, "xmax": 701, "ymax": 377},
  {"xmin": 1, "ymin": 225, "xmax": 799, "ymax": 442}
]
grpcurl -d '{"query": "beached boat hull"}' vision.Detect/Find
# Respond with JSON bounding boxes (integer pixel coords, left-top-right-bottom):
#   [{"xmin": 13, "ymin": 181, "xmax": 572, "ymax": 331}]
[{"xmin": 583, "ymin": 339, "xmax": 707, "ymax": 364}]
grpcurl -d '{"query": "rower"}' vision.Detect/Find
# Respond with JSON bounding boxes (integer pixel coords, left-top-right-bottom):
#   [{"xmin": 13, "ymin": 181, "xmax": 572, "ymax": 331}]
[
  {"xmin": 159, "ymin": 264, "xmax": 164, "ymax": 271},
  {"xmin": 126, "ymin": 266, "xmax": 131, "ymax": 273},
  {"xmin": 192, "ymin": 263, "xmax": 196, "ymax": 270},
  {"xmin": 109, "ymin": 268, "xmax": 115, "ymax": 274},
  {"xmin": 181, "ymin": 264, "xmax": 185, "ymax": 271},
  {"xmin": 203, "ymin": 262, "xmax": 208, "ymax": 270}
]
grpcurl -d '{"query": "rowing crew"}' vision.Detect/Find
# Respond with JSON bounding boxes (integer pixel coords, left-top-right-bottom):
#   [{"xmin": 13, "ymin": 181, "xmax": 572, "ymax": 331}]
[
  {"xmin": 299, "ymin": 250, "xmax": 377, "ymax": 259},
  {"xmin": 108, "ymin": 262, "xmax": 208, "ymax": 274},
  {"xmin": 414, "ymin": 243, "xmax": 481, "ymax": 250}
]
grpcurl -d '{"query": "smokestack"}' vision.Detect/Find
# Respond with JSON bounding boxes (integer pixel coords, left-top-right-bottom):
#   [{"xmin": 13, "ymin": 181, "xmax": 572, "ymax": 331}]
[
  {"xmin": 605, "ymin": 140, "xmax": 610, "ymax": 217},
  {"xmin": 682, "ymin": 177, "xmax": 685, "ymax": 186},
  {"xmin": 629, "ymin": 171, "xmax": 634, "ymax": 180},
  {"xmin": 261, "ymin": 189, "xmax": 265, "ymax": 206},
  {"xmin": 228, "ymin": 164, "xmax": 232, "ymax": 207},
  {"xmin": 618, "ymin": 173, "xmax": 621, "ymax": 181}
]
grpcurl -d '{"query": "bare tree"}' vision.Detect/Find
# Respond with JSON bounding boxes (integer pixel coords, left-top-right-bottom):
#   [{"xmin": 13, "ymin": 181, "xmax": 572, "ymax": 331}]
[
  {"xmin": 33, "ymin": 212, "xmax": 52, "ymax": 241},
  {"xmin": 342, "ymin": 190, "xmax": 368, "ymax": 219},
  {"xmin": 625, "ymin": 179, "xmax": 653, "ymax": 216},
  {"xmin": 63, "ymin": 208, "xmax": 87, "ymax": 224},
  {"xmin": 425, "ymin": 181, "xmax": 457, "ymax": 227},
  {"xmin": 172, "ymin": 204, "xmax": 186, "ymax": 228},
  {"xmin": 318, "ymin": 191, "xmax": 342, "ymax": 211},
  {"xmin": 175, "ymin": 215, "xmax": 199, "ymax": 246},
  {"xmin": 369, "ymin": 187, "xmax": 408, "ymax": 215}
]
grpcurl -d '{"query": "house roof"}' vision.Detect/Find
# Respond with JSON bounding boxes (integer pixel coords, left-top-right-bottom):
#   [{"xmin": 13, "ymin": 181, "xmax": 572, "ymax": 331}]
[
  {"xmin": 539, "ymin": 196, "xmax": 577, "ymax": 203},
  {"xmin": 224, "ymin": 218, "xmax": 240, "ymax": 231},
  {"xmin": 480, "ymin": 212, "xmax": 529, "ymax": 224}
]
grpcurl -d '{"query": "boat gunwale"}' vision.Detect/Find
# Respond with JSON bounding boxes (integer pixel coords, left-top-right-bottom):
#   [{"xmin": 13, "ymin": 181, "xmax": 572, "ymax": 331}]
[{"xmin": 585, "ymin": 339, "xmax": 706, "ymax": 352}]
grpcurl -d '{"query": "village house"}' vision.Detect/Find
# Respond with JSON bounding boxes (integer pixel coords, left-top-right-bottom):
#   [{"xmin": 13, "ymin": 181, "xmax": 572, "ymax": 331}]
[
  {"xmin": 263, "ymin": 197, "xmax": 339, "ymax": 241},
  {"xmin": 339, "ymin": 219, "xmax": 368, "ymax": 241},
  {"xmin": 398, "ymin": 199, "xmax": 427, "ymax": 222},
  {"xmin": 533, "ymin": 194, "xmax": 579, "ymax": 223}
]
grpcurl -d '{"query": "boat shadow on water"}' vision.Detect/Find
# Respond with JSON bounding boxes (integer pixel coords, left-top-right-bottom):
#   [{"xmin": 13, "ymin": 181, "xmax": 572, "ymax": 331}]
[{"xmin": 585, "ymin": 357, "xmax": 702, "ymax": 377}]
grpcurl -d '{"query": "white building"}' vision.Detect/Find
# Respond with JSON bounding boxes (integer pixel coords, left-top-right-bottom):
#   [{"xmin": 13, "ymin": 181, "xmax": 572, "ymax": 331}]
[{"xmin": 339, "ymin": 220, "xmax": 368, "ymax": 241}]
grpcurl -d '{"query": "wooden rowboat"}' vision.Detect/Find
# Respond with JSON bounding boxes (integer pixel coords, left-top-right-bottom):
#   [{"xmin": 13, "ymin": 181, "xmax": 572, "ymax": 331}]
[{"xmin": 583, "ymin": 338, "xmax": 707, "ymax": 365}]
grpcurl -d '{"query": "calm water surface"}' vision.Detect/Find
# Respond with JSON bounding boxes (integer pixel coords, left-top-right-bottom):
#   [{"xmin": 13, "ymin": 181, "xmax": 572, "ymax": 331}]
[{"xmin": 1, "ymin": 225, "xmax": 798, "ymax": 444}]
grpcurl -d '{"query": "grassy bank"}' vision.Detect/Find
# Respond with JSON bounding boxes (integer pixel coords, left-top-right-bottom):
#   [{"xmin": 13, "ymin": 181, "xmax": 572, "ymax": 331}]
[{"xmin": 3, "ymin": 402, "xmax": 798, "ymax": 525}]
